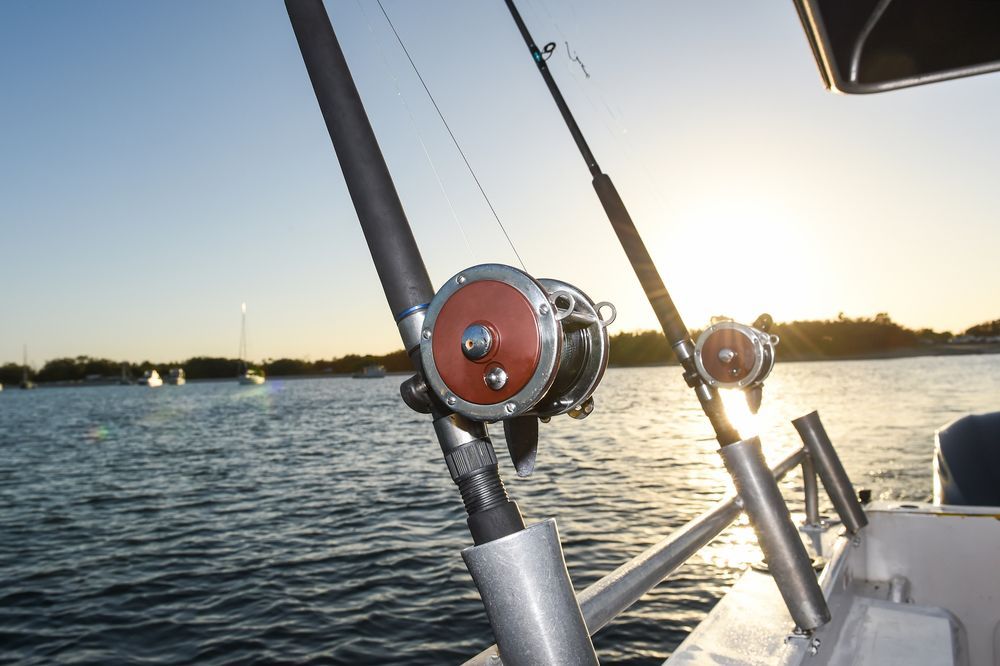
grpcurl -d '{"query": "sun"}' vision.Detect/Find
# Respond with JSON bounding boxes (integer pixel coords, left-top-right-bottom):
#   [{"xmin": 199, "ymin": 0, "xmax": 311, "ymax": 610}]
[{"xmin": 648, "ymin": 196, "xmax": 826, "ymax": 330}]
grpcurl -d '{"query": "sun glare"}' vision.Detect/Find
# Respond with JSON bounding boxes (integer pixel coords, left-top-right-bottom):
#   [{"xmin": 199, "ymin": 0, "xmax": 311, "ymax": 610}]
[
  {"xmin": 653, "ymin": 197, "xmax": 825, "ymax": 329},
  {"xmin": 720, "ymin": 389, "xmax": 760, "ymax": 439}
]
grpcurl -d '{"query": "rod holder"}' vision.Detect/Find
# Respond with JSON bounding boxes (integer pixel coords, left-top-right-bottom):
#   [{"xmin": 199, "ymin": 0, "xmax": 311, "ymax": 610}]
[
  {"xmin": 720, "ymin": 438, "xmax": 830, "ymax": 631},
  {"xmin": 463, "ymin": 520, "xmax": 598, "ymax": 666},
  {"xmin": 792, "ymin": 411, "xmax": 868, "ymax": 534},
  {"xmin": 802, "ymin": 454, "xmax": 821, "ymax": 526}
]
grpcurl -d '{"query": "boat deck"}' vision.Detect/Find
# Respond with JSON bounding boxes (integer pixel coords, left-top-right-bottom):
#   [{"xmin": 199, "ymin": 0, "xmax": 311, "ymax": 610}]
[{"xmin": 667, "ymin": 502, "xmax": 1000, "ymax": 665}]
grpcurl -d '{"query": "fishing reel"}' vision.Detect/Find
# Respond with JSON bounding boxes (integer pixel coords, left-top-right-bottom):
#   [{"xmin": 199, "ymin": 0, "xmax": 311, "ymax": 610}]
[
  {"xmin": 419, "ymin": 264, "xmax": 615, "ymax": 475},
  {"xmin": 693, "ymin": 315, "xmax": 778, "ymax": 413}
]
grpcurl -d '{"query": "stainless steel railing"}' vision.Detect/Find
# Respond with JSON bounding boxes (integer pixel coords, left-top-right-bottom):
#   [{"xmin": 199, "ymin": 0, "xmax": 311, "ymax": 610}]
[{"xmin": 465, "ymin": 446, "xmax": 809, "ymax": 665}]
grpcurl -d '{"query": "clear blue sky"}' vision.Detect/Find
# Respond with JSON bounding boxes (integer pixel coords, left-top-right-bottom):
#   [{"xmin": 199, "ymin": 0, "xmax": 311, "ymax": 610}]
[{"xmin": 2, "ymin": 1, "xmax": 998, "ymax": 365}]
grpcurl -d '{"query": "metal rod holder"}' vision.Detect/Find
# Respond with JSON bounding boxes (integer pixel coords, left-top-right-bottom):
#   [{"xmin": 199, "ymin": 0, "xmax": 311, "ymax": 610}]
[
  {"xmin": 719, "ymin": 438, "xmax": 830, "ymax": 631},
  {"xmin": 463, "ymin": 520, "xmax": 598, "ymax": 666},
  {"xmin": 792, "ymin": 411, "xmax": 868, "ymax": 534},
  {"xmin": 802, "ymin": 454, "xmax": 821, "ymax": 526}
]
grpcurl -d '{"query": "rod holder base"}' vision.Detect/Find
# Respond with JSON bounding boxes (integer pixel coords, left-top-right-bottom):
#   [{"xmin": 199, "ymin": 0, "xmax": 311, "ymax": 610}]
[{"xmin": 463, "ymin": 519, "xmax": 598, "ymax": 666}]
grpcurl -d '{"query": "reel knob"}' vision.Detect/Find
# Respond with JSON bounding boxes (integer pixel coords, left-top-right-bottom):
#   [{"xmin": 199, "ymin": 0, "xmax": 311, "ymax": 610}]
[{"xmin": 693, "ymin": 319, "xmax": 778, "ymax": 390}]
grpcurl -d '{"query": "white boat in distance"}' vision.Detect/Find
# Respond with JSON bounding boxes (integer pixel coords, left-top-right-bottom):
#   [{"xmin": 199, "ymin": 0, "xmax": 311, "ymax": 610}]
[
  {"xmin": 137, "ymin": 369, "xmax": 163, "ymax": 388},
  {"xmin": 237, "ymin": 302, "xmax": 265, "ymax": 385},
  {"xmin": 238, "ymin": 368, "xmax": 265, "ymax": 385},
  {"xmin": 352, "ymin": 364, "xmax": 386, "ymax": 379},
  {"xmin": 166, "ymin": 368, "xmax": 186, "ymax": 386}
]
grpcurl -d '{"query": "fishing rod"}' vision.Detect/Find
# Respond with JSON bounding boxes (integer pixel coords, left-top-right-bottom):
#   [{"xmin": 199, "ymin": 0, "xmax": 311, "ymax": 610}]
[
  {"xmin": 504, "ymin": 0, "xmax": 831, "ymax": 632},
  {"xmin": 286, "ymin": 1, "xmax": 614, "ymax": 660}
]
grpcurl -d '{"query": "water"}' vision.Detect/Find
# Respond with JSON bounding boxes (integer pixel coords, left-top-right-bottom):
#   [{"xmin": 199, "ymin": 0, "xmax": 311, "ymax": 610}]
[{"xmin": 1, "ymin": 355, "xmax": 998, "ymax": 665}]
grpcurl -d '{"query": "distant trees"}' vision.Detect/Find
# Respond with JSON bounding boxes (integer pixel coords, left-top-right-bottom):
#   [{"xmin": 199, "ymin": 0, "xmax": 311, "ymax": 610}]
[
  {"xmin": 184, "ymin": 357, "xmax": 241, "ymax": 379},
  {"xmin": 0, "ymin": 363, "xmax": 25, "ymax": 385},
  {"xmin": 6, "ymin": 313, "xmax": 995, "ymax": 385},
  {"xmin": 605, "ymin": 313, "xmax": 995, "ymax": 366},
  {"xmin": 36, "ymin": 356, "xmax": 123, "ymax": 383},
  {"xmin": 965, "ymin": 319, "xmax": 1000, "ymax": 337},
  {"xmin": 772, "ymin": 314, "xmax": 918, "ymax": 360},
  {"xmin": 607, "ymin": 330, "xmax": 672, "ymax": 367}
]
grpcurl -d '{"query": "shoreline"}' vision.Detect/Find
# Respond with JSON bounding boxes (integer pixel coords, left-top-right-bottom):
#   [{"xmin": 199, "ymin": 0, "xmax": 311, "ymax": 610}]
[{"xmin": 5, "ymin": 344, "xmax": 999, "ymax": 389}]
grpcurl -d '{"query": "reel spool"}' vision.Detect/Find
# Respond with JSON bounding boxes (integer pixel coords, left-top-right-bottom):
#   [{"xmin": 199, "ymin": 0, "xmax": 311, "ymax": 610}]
[
  {"xmin": 693, "ymin": 319, "xmax": 778, "ymax": 390},
  {"xmin": 419, "ymin": 264, "xmax": 615, "ymax": 423}
]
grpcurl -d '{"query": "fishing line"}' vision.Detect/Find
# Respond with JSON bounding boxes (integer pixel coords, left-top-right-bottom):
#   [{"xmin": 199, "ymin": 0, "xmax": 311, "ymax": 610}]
[
  {"xmin": 354, "ymin": 0, "xmax": 476, "ymax": 263},
  {"xmin": 530, "ymin": 0, "xmax": 673, "ymax": 214},
  {"xmin": 376, "ymin": 0, "xmax": 528, "ymax": 273}
]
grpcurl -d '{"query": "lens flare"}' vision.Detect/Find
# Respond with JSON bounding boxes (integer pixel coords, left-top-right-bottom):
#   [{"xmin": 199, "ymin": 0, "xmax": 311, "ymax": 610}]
[{"xmin": 720, "ymin": 389, "xmax": 759, "ymax": 439}]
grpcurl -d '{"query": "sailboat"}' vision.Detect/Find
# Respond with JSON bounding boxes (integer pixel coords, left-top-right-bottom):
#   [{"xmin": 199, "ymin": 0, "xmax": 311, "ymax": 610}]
[
  {"xmin": 19, "ymin": 345, "xmax": 35, "ymax": 390},
  {"xmin": 237, "ymin": 302, "xmax": 265, "ymax": 385},
  {"xmin": 284, "ymin": 1, "xmax": 1000, "ymax": 664}
]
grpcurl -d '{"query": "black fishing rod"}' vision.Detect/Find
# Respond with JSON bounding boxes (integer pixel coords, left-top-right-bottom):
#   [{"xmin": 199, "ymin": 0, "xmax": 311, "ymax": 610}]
[
  {"xmin": 503, "ymin": 0, "xmax": 743, "ymax": 444},
  {"xmin": 504, "ymin": 1, "xmax": 832, "ymax": 632},
  {"xmin": 285, "ymin": 2, "xmax": 616, "ymax": 659},
  {"xmin": 285, "ymin": 0, "xmax": 527, "ymax": 548}
]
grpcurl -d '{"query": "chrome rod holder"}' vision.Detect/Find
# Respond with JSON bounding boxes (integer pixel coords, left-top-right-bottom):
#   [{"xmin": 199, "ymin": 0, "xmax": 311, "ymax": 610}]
[
  {"xmin": 463, "ymin": 520, "xmax": 598, "ymax": 666},
  {"xmin": 720, "ymin": 438, "xmax": 830, "ymax": 631},
  {"xmin": 802, "ymin": 454, "xmax": 821, "ymax": 527},
  {"xmin": 793, "ymin": 411, "xmax": 868, "ymax": 534}
]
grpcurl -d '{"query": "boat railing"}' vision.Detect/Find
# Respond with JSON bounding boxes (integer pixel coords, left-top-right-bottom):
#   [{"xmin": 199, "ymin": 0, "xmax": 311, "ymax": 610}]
[{"xmin": 465, "ymin": 445, "xmax": 816, "ymax": 665}]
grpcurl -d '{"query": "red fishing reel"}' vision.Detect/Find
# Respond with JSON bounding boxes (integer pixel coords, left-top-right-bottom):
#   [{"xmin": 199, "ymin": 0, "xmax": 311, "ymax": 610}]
[
  {"xmin": 693, "ymin": 316, "xmax": 778, "ymax": 413},
  {"xmin": 419, "ymin": 264, "xmax": 615, "ymax": 423}
]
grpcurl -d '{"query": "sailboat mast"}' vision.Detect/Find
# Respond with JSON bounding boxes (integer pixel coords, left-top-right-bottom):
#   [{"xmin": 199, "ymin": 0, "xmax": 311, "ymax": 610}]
[
  {"xmin": 239, "ymin": 302, "xmax": 247, "ymax": 363},
  {"xmin": 504, "ymin": 0, "xmax": 739, "ymax": 445}
]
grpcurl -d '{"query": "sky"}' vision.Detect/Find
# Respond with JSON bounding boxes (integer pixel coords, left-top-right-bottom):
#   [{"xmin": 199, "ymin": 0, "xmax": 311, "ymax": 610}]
[{"xmin": 1, "ymin": 1, "xmax": 998, "ymax": 366}]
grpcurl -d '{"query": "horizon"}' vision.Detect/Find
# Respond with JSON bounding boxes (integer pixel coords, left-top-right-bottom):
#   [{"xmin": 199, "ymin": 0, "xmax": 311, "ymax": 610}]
[
  {"xmin": 6, "ymin": 312, "xmax": 994, "ymax": 368},
  {"xmin": 2, "ymin": 1, "xmax": 999, "ymax": 365}
]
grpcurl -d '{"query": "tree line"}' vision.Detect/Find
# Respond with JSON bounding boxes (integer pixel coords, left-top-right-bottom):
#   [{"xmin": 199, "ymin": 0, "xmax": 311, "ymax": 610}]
[
  {"xmin": 609, "ymin": 313, "xmax": 970, "ymax": 366},
  {"xmin": 2, "ymin": 314, "xmax": 994, "ymax": 385}
]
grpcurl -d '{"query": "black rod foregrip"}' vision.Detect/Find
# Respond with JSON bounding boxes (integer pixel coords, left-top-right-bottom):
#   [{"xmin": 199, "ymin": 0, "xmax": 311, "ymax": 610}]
[{"xmin": 286, "ymin": 0, "xmax": 434, "ymax": 320}]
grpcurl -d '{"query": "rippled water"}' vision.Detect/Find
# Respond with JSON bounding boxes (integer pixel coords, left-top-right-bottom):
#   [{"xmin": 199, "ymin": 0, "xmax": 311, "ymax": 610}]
[{"xmin": 1, "ymin": 355, "xmax": 998, "ymax": 665}]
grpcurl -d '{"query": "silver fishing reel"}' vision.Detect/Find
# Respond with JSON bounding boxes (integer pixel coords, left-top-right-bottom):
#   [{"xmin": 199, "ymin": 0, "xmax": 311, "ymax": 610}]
[
  {"xmin": 694, "ymin": 316, "xmax": 778, "ymax": 413},
  {"xmin": 420, "ymin": 264, "xmax": 615, "ymax": 421},
  {"xmin": 419, "ymin": 264, "xmax": 615, "ymax": 475}
]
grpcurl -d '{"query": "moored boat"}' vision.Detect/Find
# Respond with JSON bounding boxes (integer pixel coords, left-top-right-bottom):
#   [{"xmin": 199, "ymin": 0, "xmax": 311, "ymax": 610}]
[
  {"xmin": 19, "ymin": 345, "xmax": 35, "ymax": 389},
  {"xmin": 236, "ymin": 302, "xmax": 266, "ymax": 386},
  {"xmin": 137, "ymin": 369, "xmax": 163, "ymax": 388},
  {"xmin": 352, "ymin": 364, "xmax": 385, "ymax": 379},
  {"xmin": 238, "ymin": 368, "xmax": 265, "ymax": 385},
  {"xmin": 166, "ymin": 368, "xmax": 186, "ymax": 386}
]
